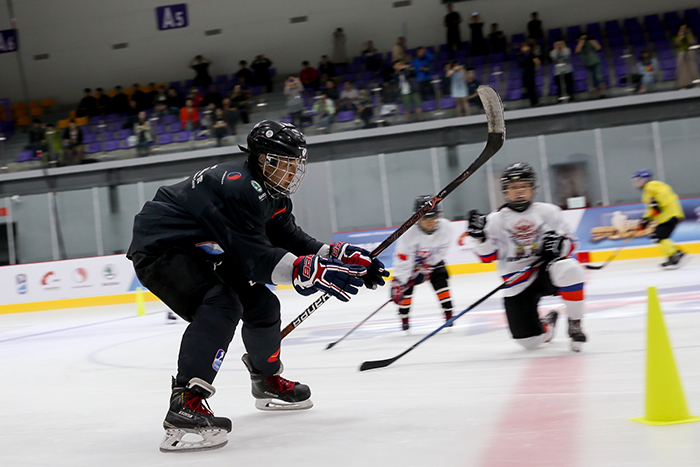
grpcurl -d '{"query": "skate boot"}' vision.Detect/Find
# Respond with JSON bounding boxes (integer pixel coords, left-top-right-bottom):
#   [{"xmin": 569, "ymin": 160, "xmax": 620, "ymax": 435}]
[
  {"xmin": 160, "ymin": 377, "xmax": 232, "ymax": 453},
  {"xmin": 400, "ymin": 315, "xmax": 410, "ymax": 331},
  {"xmin": 445, "ymin": 310, "xmax": 453, "ymax": 327},
  {"xmin": 242, "ymin": 353, "xmax": 313, "ymax": 411},
  {"xmin": 661, "ymin": 251, "xmax": 687, "ymax": 270},
  {"xmin": 568, "ymin": 318, "xmax": 587, "ymax": 352},
  {"xmin": 166, "ymin": 310, "xmax": 178, "ymax": 324},
  {"xmin": 540, "ymin": 309, "xmax": 559, "ymax": 343}
]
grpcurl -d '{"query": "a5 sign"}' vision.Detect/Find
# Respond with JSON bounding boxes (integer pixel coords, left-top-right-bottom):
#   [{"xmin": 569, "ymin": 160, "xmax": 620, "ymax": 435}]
[
  {"xmin": 156, "ymin": 4, "xmax": 189, "ymax": 31},
  {"xmin": 0, "ymin": 29, "xmax": 18, "ymax": 54}
]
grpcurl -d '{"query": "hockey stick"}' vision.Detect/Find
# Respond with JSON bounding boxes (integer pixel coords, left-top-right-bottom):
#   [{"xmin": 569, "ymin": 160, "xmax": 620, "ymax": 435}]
[
  {"xmin": 584, "ymin": 236, "xmax": 634, "ymax": 270},
  {"xmin": 325, "ymin": 276, "xmax": 420, "ymax": 350},
  {"xmin": 359, "ymin": 261, "xmax": 542, "ymax": 372},
  {"xmin": 280, "ymin": 85, "xmax": 505, "ymax": 339}
]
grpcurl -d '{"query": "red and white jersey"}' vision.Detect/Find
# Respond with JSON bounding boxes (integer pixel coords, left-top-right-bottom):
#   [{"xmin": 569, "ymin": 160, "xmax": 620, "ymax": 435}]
[
  {"xmin": 473, "ymin": 202, "xmax": 575, "ymax": 296},
  {"xmin": 392, "ymin": 218, "xmax": 453, "ymax": 284}
]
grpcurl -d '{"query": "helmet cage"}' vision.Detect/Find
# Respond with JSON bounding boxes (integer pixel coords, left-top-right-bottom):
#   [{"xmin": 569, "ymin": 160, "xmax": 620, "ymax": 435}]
[
  {"xmin": 260, "ymin": 152, "xmax": 307, "ymax": 198},
  {"xmin": 501, "ymin": 176, "xmax": 537, "ymax": 211}
]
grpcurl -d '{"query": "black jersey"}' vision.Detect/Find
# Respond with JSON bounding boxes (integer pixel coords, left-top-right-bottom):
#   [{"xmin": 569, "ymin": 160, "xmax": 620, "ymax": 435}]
[{"xmin": 127, "ymin": 159, "xmax": 322, "ymax": 285}]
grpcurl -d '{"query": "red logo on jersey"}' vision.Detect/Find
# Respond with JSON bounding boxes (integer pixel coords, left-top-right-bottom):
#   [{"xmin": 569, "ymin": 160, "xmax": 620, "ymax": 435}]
[
  {"xmin": 267, "ymin": 348, "xmax": 281, "ymax": 363},
  {"xmin": 511, "ymin": 220, "xmax": 538, "ymax": 245},
  {"xmin": 272, "ymin": 207, "xmax": 287, "ymax": 219},
  {"xmin": 226, "ymin": 172, "xmax": 242, "ymax": 180}
]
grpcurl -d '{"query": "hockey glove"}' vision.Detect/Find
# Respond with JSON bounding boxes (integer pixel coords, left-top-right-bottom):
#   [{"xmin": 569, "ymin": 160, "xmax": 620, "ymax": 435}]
[
  {"xmin": 293, "ymin": 255, "xmax": 366, "ymax": 302},
  {"xmin": 329, "ymin": 241, "xmax": 389, "ymax": 290},
  {"xmin": 467, "ymin": 209, "xmax": 487, "ymax": 242},
  {"xmin": 538, "ymin": 230, "xmax": 567, "ymax": 263}
]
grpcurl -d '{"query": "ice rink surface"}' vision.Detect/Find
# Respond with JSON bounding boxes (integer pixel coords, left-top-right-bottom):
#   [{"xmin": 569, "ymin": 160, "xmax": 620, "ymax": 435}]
[{"xmin": 1, "ymin": 256, "xmax": 700, "ymax": 466}]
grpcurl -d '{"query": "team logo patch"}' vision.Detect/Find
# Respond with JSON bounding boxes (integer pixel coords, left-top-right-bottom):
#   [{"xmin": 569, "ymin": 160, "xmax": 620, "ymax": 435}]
[
  {"xmin": 265, "ymin": 130, "xmax": 274, "ymax": 137},
  {"xmin": 212, "ymin": 349, "xmax": 226, "ymax": 371},
  {"xmin": 267, "ymin": 348, "xmax": 281, "ymax": 363},
  {"xmin": 16, "ymin": 274, "xmax": 27, "ymax": 295},
  {"xmin": 226, "ymin": 171, "xmax": 242, "ymax": 180},
  {"xmin": 251, "ymin": 180, "xmax": 263, "ymax": 193}
]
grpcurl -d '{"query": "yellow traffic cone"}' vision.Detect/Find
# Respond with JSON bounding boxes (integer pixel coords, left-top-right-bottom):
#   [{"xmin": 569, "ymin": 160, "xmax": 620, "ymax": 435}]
[
  {"xmin": 631, "ymin": 287, "xmax": 700, "ymax": 425},
  {"xmin": 136, "ymin": 286, "xmax": 147, "ymax": 316}
]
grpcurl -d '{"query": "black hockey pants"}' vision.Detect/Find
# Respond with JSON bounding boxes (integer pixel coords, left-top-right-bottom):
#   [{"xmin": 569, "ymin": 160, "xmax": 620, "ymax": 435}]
[{"xmin": 132, "ymin": 248, "xmax": 282, "ymax": 386}]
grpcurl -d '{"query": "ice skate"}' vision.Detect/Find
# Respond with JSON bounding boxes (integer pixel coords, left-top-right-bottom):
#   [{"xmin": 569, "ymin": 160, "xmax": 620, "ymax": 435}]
[
  {"xmin": 160, "ymin": 377, "xmax": 232, "ymax": 453},
  {"xmin": 400, "ymin": 315, "xmax": 410, "ymax": 332},
  {"xmin": 540, "ymin": 309, "xmax": 559, "ymax": 343},
  {"xmin": 661, "ymin": 251, "xmax": 688, "ymax": 270},
  {"xmin": 165, "ymin": 310, "xmax": 178, "ymax": 324},
  {"xmin": 242, "ymin": 353, "xmax": 313, "ymax": 411},
  {"xmin": 568, "ymin": 318, "xmax": 587, "ymax": 352},
  {"xmin": 444, "ymin": 310, "xmax": 453, "ymax": 328}
]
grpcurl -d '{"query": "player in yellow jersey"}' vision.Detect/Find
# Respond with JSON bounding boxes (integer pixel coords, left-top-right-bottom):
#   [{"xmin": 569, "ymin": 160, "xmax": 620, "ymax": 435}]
[{"xmin": 632, "ymin": 169, "xmax": 687, "ymax": 269}]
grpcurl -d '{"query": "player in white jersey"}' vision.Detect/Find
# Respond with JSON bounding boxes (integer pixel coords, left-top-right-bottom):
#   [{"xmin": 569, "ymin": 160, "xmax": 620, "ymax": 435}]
[
  {"xmin": 391, "ymin": 195, "xmax": 454, "ymax": 331},
  {"xmin": 466, "ymin": 162, "xmax": 587, "ymax": 351}
]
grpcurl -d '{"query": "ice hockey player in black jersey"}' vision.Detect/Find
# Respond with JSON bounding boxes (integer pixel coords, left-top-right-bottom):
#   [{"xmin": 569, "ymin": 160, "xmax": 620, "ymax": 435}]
[
  {"xmin": 127, "ymin": 120, "xmax": 388, "ymax": 452},
  {"xmin": 466, "ymin": 162, "xmax": 587, "ymax": 352}
]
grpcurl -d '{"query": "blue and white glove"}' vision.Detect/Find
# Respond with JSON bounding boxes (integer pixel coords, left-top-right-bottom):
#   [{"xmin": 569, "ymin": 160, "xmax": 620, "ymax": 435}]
[
  {"xmin": 293, "ymin": 254, "xmax": 366, "ymax": 302},
  {"xmin": 329, "ymin": 241, "xmax": 389, "ymax": 290}
]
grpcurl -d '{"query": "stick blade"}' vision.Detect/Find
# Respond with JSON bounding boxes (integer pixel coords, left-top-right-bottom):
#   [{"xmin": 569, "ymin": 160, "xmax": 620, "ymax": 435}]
[
  {"xmin": 359, "ymin": 357, "xmax": 398, "ymax": 372},
  {"xmin": 477, "ymin": 85, "xmax": 505, "ymax": 136},
  {"xmin": 584, "ymin": 264, "xmax": 604, "ymax": 270},
  {"xmin": 325, "ymin": 341, "xmax": 337, "ymax": 350}
]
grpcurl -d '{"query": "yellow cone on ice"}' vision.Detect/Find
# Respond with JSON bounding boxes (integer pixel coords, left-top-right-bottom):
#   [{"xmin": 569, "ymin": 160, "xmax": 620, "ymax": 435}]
[
  {"xmin": 136, "ymin": 286, "xmax": 147, "ymax": 316},
  {"xmin": 631, "ymin": 287, "xmax": 700, "ymax": 426}
]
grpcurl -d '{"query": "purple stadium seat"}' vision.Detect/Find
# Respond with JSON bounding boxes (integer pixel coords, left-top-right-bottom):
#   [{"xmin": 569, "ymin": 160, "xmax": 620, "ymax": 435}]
[
  {"xmin": 421, "ymin": 100, "xmax": 437, "ymax": 112},
  {"xmin": 573, "ymin": 81, "xmax": 588, "ymax": 93},
  {"xmin": 623, "ymin": 18, "xmax": 643, "ymax": 34},
  {"xmin": 85, "ymin": 142, "xmax": 102, "ymax": 154},
  {"xmin": 505, "ymin": 88, "xmax": 522, "ymax": 101},
  {"xmin": 105, "ymin": 113, "xmax": 120, "ymax": 122},
  {"xmin": 175, "ymin": 131, "xmax": 191, "ymax": 143},
  {"xmin": 567, "ymin": 26, "xmax": 582, "ymax": 42},
  {"xmin": 252, "ymin": 85, "xmax": 264, "ymax": 96},
  {"xmin": 154, "ymin": 124, "xmax": 166, "ymax": 135},
  {"xmin": 662, "ymin": 69, "xmax": 675, "ymax": 81},
  {"xmin": 336, "ymin": 110, "xmax": 355, "ymax": 123},
  {"xmin": 157, "ymin": 133, "xmax": 173, "ymax": 145},
  {"xmin": 608, "ymin": 36, "xmax": 625, "ymax": 47},
  {"xmin": 83, "ymin": 133, "xmax": 97, "ymax": 144},
  {"xmin": 440, "ymin": 97, "xmax": 456, "ymax": 109},
  {"xmin": 629, "ymin": 34, "xmax": 646, "ymax": 45},
  {"xmin": 660, "ymin": 58, "xmax": 676, "ymax": 70},
  {"xmin": 162, "ymin": 114, "xmax": 178, "ymax": 125},
  {"xmin": 16, "ymin": 150, "xmax": 34, "ymax": 162},
  {"xmin": 89, "ymin": 116, "xmax": 102, "ymax": 125},
  {"xmin": 108, "ymin": 121, "xmax": 122, "ymax": 131},
  {"xmin": 649, "ymin": 30, "xmax": 666, "ymax": 42},
  {"xmin": 215, "ymin": 74, "xmax": 228, "ymax": 84},
  {"xmin": 105, "ymin": 140, "xmax": 119, "ymax": 151},
  {"xmin": 644, "ymin": 14, "xmax": 662, "ymax": 29},
  {"xmin": 117, "ymin": 129, "xmax": 132, "ymax": 139},
  {"xmin": 120, "ymin": 138, "xmax": 135, "ymax": 149},
  {"xmin": 348, "ymin": 64, "xmax": 361, "ymax": 74},
  {"xmin": 455, "ymin": 49, "xmax": 468, "ymax": 59},
  {"xmin": 360, "ymin": 71, "xmax": 374, "ymax": 80},
  {"xmin": 511, "ymin": 33, "xmax": 526, "ymax": 44},
  {"xmin": 280, "ymin": 115, "xmax": 292, "ymax": 124}
]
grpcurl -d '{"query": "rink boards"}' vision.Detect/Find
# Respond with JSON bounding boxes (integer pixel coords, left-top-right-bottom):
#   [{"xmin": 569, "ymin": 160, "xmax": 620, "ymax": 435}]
[{"xmin": 1, "ymin": 198, "xmax": 698, "ymax": 314}]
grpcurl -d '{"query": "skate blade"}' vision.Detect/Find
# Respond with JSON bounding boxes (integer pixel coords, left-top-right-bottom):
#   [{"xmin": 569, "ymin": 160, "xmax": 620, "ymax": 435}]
[
  {"xmin": 570, "ymin": 340, "xmax": 584, "ymax": 352},
  {"xmin": 159, "ymin": 428, "xmax": 228, "ymax": 453},
  {"xmin": 255, "ymin": 398, "xmax": 313, "ymax": 411}
]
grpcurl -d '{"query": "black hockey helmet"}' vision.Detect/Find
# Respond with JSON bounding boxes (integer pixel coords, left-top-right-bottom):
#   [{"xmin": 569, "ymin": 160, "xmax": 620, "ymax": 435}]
[
  {"xmin": 501, "ymin": 162, "xmax": 537, "ymax": 212},
  {"xmin": 414, "ymin": 195, "xmax": 442, "ymax": 234},
  {"xmin": 239, "ymin": 120, "xmax": 308, "ymax": 198}
]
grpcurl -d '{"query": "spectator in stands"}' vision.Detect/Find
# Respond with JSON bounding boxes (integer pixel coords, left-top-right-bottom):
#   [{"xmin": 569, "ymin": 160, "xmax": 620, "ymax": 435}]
[
  {"xmin": 673, "ymin": 23, "xmax": 699, "ymax": 89},
  {"xmin": 187, "ymin": 86, "xmax": 205, "ymax": 108},
  {"xmin": 575, "ymin": 33, "xmax": 606, "ymax": 98},
  {"xmin": 221, "ymin": 98, "xmax": 238, "ymax": 137},
  {"xmin": 446, "ymin": 62, "xmax": 469, "ymax": 116},
  {"xmin": 392, "ymin": 37, "xmax": 407, "ymax": 64},
  {"xmin": 212, "ymin": 108, "xmax": 229, "ymax": 147},
  {"xmin": 550, "ymin": 39, "xmax": 574, "ymax": 101},
  {"xmin": 131, "ymin": 84, "xmax": 149, "ymax": 111},
  {"xmin": 62, "ymin": 119, "xmax": 84, "ymax": 165},
  {"xmin": 469, "ymin": 13, "xmax": 487, "ymax": 56},
  {"xmin": 202, "ymin": 84, "xmax": 223, "ymax": 109},
  {"xmin": 318, "ymin": 55, "xmax": 335, "ymax": 84},
  {"xmin": 440, "ymin": 62, "xmax": 454, "ymax": 96},
  {"xmin": 134, "ymin": 111, "xmax": 152, "ymax": 157},
  {"xmin": 313, "ymin": 93, "xmax": 335, "ymax": 133},
  {"xmin": 180, "ymin": 98, "xmax": 200, "ymax": 131},
  {"xmin": 284, "ymin": 75, "xmax": 305, "ymax": 127},
  {"xmin": 519, "ymin": 42, "xmax": 541, "ymax": 107},
  {"xmin": 444, "ymin": 3, "xmax": 463, "ymax": 57},
  {"xmin": 465, "ymin": 67, "xmax": 482, "ymax": 109},
  {"xmin": 356, "ymin": 88, "xmax": 374, "ymax": 128},
  {"xmin": 393, "ymin": 59, "xmax": 423, "ymax": 122},
  {"xmin": 324, "ymin": 79, "xmax": 340, "ymax": 102},
  {"xmin": 527, "ymin": 12, "xmax": 544, "ymax": 43},
  {"xmin": 339, "ymin": 81, "xmax": 360, "ymax": 111},
  {"xmin": 361, "ymin": 40, "xmax": 382, "ymax": 72},
  {"xmin": 153, "ymin": 86, "xmax": 169, "ymax": 119},
  {"xmin": 332, "ymin": 28, "xmax": 348, "ymax": 67},
  {"xmin": 229, "ymin": 85, "xmax": 250, "ymax": 124},
  {"xmin": 125, "ymin": 100, "xmax": 140, "ymax": 128},
  {"xmin": 112, "ymin": 86, "xmax": 131, "ymax": 114},
  {"xmin": 43, "ymin": 123, "xmax": 63, "ymax": 166},
  {"xmin": 636, "ymin": 50, "xmax": 661, "ymax": 94},
  {"xmin": 77, "ymin": 88, "xmax": 97, "ymax": 118},
  {"xmin": 95, "ymin": 88, "xmax": 112, "ymax": 115},
  {"xmin": 412, "ymin": 46, "xmax": 435, "ymax": 99},
  {"xmin": 146, "ymin": 83, "xmax": 158, "ymax": 109},
  {"xmin": 166, "ymin": 87, "xmax": 184, "ymax": 114},
  {"xmin": 236, "ymin": 60, "xmax": 253, "ymax": 86},
  {"xmin": 199, "ymin": 103, "xmax": 217, "ymax": 138},
  {"xmin": 25, "ymin": 119, "xmax": 47, "ymax": 156},
  {"xmin": 190, "ymin": 55, "xmax": 213, "ymax": 88},
  {"xmin": 300, "ymin": 61, "xmax": 321, "ymax": 90},
  {"xmin": 251, "ymin": 54, "xmax": 273, "ymax": 93},
  {"xmin": 488, "ymin": 23, "xmax": 507, "ymax": 54}
]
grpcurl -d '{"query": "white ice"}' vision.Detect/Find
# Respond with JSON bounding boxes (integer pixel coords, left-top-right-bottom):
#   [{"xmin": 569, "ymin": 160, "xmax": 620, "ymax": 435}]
[{"xmin": 1, "ymin": 256, "xmax": 700, "ymax": 466}]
